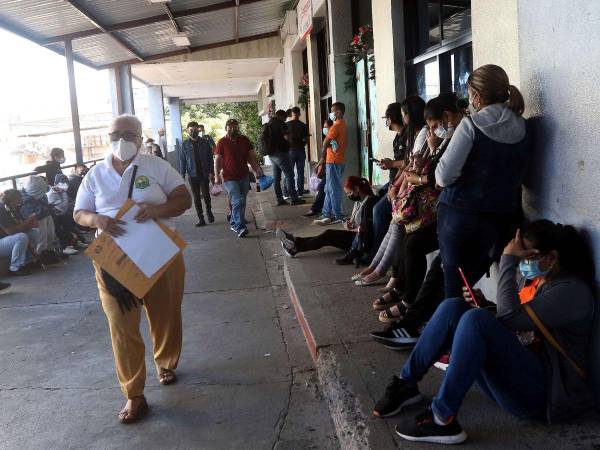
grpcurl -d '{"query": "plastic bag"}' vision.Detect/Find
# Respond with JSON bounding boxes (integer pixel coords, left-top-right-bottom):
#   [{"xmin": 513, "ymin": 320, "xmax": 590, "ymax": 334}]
[
  {"xmin": 210, "ymin": 182, "xmax": 223, "ymax": 197},
  {"xmin": 309, "ymin": 173, "xmax": 321, "ymax": 193}
]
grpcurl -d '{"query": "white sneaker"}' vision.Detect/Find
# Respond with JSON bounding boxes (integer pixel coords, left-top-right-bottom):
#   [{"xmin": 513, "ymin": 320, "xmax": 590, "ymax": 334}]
[
  {"xmin": 312, "ymin": 217, "xmax": 332, "ymax": 226},
  {"xmin": 62, "ymin": 246, "xmax": 79, "ymax": 255}
]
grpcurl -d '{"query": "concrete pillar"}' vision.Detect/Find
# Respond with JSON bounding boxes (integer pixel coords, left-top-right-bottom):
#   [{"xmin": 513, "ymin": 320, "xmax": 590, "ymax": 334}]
[
  {"xmin": 327, "ymin": 0, "xmax": 359, "ymax": 179},
  {"xmin": 166, "ymin": 97, "xmax": 183, "ymax": 167},
  {"xmin": 147, "ymin": 85, "xmax": 166, "ymax": 140},
  {"xmin": 372, "ymin": 0, "xmax": 406, "ymax": 161},
  {"xmin": 109, "ymin": 64, "xmax": 135, "ymax": 117},
  {"xmin": 306, "ymin": 34, "xmax": 322, "ymax": 161}
]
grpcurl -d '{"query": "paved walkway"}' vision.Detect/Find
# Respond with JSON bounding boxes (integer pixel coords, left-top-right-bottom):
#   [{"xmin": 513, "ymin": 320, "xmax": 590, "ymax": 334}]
[{"xmin": 0, "ymin": 193, "xmax": 338, "ymax": 450}]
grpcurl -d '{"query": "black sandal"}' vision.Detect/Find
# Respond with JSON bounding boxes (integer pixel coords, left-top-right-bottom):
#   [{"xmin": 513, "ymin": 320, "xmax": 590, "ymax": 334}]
[{"xmin": 372, "ymin": 289, "xmax": 401, "ymax": 311}]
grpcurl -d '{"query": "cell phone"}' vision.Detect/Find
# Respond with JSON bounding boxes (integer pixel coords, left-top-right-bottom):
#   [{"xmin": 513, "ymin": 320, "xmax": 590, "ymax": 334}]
[
  {"xmin": 458, "ymin": 267, "xmax": 479, "ymax": 307},
  {"xmin": 369, "ymin": 157, "xmax": 380, "ymax": 163}
]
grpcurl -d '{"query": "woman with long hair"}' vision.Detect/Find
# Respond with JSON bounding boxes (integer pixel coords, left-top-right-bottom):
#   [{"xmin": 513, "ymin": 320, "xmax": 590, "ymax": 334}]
[{"xmin": 373, "ymin": 221, "xmax": 596, "ymax": 444}]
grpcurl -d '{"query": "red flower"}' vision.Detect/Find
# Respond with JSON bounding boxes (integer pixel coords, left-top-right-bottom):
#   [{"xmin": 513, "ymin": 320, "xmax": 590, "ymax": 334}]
[{"xmin": 352, "ymin": 36, "xmax": 359, "ymax": 45}]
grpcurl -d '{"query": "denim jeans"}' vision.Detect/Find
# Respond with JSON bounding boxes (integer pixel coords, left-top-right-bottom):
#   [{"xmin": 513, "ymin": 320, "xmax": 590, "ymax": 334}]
[
  {"xmin": 0, "ymin": 232, "xmax": 30, "ymax": 271},
  {"xmin": 400, "ymin": 298, "xmax": 546, "ymax": 421},
  {"xmin": 437, "ymin": 203, "xmax": 511, "ymax": 298},
  {"xmin": 289, "ymin": 148, "xmax": 306, "ymax": 193},
  {"xmin": 270, "ymin": 152, "xmax": 298, "ymax": 202},
  {"xmin": 322, "ymin": 163, "xmax": 345, "ymax": 219},
  {"xmin": 224, "ymin": 175, "xmax": 250, "ymax": 232},
  {"xmin": 370, "ymin": 194, "xmax": 392, "ymax": 260}
]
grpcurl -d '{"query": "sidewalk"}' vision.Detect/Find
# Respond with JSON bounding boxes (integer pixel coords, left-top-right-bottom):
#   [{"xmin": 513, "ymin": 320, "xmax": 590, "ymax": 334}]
[{"xmin": 254, "ymin": 190, "xmax": 600, "ymax": 450}]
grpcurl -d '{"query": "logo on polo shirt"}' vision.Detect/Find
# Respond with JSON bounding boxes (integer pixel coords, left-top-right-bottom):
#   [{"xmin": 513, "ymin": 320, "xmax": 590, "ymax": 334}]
[{"xmin": 134, "ymin": 175, "xmax": 150, "ymax": 190}]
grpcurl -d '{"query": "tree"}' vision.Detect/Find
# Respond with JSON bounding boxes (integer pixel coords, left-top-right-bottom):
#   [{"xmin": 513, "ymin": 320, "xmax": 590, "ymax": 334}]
[{"xmin": 180, "ymin": 102, "xmax": 262, "ymax": 146}]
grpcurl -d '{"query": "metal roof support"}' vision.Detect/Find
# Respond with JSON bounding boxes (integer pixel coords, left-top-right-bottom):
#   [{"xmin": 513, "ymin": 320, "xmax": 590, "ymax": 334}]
[
  {"xmin": 63, "ymin": 0, "xmax": 145, "ymax": 62},
  {"xmin": 161, "ymin": 3, "xmax": 191, "ymax": 54},
  {"xmin": 64, "ymin": 39, "xmax": 84, "ymax": 164},
  {"xmin": 234, "ymin": 0, "xmax": 240, "ymax": 43}
]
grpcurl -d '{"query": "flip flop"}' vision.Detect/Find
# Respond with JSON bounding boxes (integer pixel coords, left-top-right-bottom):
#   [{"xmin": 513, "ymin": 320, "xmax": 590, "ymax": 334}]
[
  {"xmin": 118, "ymin": 397, "xmax": 149, "ymax": 424},
  {"xmin": 355, "ymin": 276, "xmax": 384, "ymax": 286},
  {"xmin": 158, "ymin": 368, "xmax": 177, "ymax": 385}
]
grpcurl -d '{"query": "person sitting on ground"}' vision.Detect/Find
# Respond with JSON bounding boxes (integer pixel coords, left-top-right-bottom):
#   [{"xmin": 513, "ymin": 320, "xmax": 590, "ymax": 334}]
[
  {"xmin": 304, "ymin": 118, "xmax": 332, "ymax": 218},
  {"xmin": 67, "ymin": 163, "xmax": 89, "ymax": 203},
  {"xmin": 20, "ymin": 175, "xmax": 62, "ymax": 262},
  {"xmin": 145, "ymin": 138, "xmax": 164, "ymax": 159},
  {"xmin": 371, "ymin": 93, "xmax": 464, "ymax": 326},
  {"xmin": 0, "ymin": 189, "xmax": 39, "ymax": 276},
  {"xmin": 277, "ymin": 176, "xmax": 377, "ymax": 265},
  {"xmin": 373, "ymin": 221, "xmax": 596, "ymax": 445},
  {"xmin": 34, "ymin": 147, "xmax": 65, "ymax": 185},
  {"xmin": 47, "ymin": 174, "xmax": 85, "ymax": 254}
]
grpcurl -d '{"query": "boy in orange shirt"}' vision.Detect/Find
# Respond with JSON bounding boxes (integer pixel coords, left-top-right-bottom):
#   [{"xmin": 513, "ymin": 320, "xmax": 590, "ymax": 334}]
[{"xmin": 314, "ymin": 102, "xmax": 348, "ymax": 225}]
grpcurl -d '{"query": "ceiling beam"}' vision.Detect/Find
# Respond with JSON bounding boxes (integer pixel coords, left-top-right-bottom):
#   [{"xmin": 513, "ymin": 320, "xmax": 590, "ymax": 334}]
[
  {"xmin": 63, "ymin": 0, "xmax": 144, "ymax": 61},
  {"xmin": 162, "ymin": 2, "xmax": 191, "ymax": 54},
  {"xmin": 41, "ymin": 0, "xmax": 264, "ymax": 45},
  {"xmin": 95, "ymin": 30, "xmax": 279, "ymax": 70},
  {"xmin": 234, "ymin": 0, "xmax": 240, "ymax": 43}
]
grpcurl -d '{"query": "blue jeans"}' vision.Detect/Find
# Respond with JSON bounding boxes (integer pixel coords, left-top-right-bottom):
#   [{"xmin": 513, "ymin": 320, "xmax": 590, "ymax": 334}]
[
  {"xmin": 322, "ymin": 163, "xmax": 345, "ymax": 219},
  {"xmin": 289, "ymin": 148, "xmax": 306, "ymax": 193},
  {"xmin": 270, "ymin": 152, "xmax": 298, "ymax": 202},
  {"xmin": 437, "ymin": 203, "xmax": 511, "ymax": 298},
  {"xmin": 224, "ymin": 175, "xmax": 250, "ymax": 232},
  {"xmin": 370, "ymin": 194, "xmax": 392, "ymax": 259},
  {"xmin": 401, "ymin": 298, "xmax": 546, "ymax": 421},
  {"xmin": 0, "ymin": 232, "xmax": 30, "ymax": 271}
]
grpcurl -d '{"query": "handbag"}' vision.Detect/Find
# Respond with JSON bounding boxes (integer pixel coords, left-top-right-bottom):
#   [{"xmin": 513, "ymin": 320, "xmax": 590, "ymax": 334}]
[{"xmin": 523, "ymin": 303, "xmax": 587, "ymax": 379}]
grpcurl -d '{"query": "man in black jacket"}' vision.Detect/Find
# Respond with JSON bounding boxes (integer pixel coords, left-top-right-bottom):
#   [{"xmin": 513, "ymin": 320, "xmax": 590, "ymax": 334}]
[
  {"xmin": 286, "ymin": 107, "xmax": 309, "ymax": 195},
  {"xmin": 34, "ymin": 147, "xmax": 65, "ymax": 185},
  {"xmin": 179, "ymin": 121, "xmax": 215, "ymax": 226}
]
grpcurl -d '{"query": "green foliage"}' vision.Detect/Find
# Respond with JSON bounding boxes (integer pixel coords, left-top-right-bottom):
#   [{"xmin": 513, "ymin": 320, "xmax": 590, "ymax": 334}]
[{"xmin": 180, "ymin": 101, "xmax": 262, "ymax": 146}]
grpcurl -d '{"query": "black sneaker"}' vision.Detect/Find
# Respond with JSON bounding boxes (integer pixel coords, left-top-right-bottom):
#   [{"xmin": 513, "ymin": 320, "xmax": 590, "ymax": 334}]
[
  {"xmin": 8, "ymin": 267, "xmax": 32, "ymax": 277},
  {"xmin": 237, "ymin": 228, "xmax": 249, "ymax": 238},
  {"xmin": 206, "ymin": 211, "xmax": 215, "ymax": 223},
  {"xmin": 370, "ymin": 324, "xmax": 422, "ymax": 350},
  {"xmin": 291, "ymin": 198, "xmax": 306, "ymax": 205},
  {"xmin": 395, "ymin": 408, "xmax": 467, "ymax": 445},
  {"xmin": 373, "ymin": 376, "xmax": 422, "ymax": 418},
  {"xmin": 276, "ymin": 229, "xmax": 297, "ymax": 257},
  {"xmin": 0, "ymin": 281, "xmax": 12, "ymax": 293},
  {"xmin": 276, "ymin": 199, "xmax": 289, "ymax": 206},
  {"xmin": 195, "ymin": 216, "xmax": 206, "ymax": 227},
  {"xmin": 304, "ymin": 210, "xmax": 319, "ymax": 217},
  {"xmin": 226, "ymin": 213, "xmax": 232, "ymax": 223}
]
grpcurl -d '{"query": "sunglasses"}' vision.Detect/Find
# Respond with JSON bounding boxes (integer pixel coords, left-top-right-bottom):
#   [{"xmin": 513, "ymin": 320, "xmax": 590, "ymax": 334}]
[{"xmin": 109, "ymin": 131, "xmax": 141, "ymax": 142}]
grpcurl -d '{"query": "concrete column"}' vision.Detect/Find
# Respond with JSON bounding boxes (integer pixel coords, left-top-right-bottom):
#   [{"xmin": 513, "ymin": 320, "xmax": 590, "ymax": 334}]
[
  {"xmin": 327, "ymin": 0, "xmax": 359, "ymax": 179},
  {"xmin": 166, "ymin": 97, "xmax": 183, "ymax": 167},
  {"xmin": 306, "ymin": 33, "xmax": 322, "ymax": 161},
  {"xmin": 147, "ymin": 85, "xmax": 166, "ymax": 140},
  {"xmin": 372, "ymin": 0, "xmax": 406, "ymax": 161},
  {"xmin": 109, "ymin": 64, "xmax": 135, "ymax": 117}
]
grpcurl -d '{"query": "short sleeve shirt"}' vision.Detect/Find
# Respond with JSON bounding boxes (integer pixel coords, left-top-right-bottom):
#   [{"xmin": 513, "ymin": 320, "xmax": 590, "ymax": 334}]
[
  {"xmin": 325, "ymin": 119, "xmax": 347, "ymax": 164},
  {"xmin": 214, "ymin": 135, "xmax": 253, "ymax": 181},
  {"xmin": 74, "ymin": 152, "xmax": 185, "ymax": 228}
]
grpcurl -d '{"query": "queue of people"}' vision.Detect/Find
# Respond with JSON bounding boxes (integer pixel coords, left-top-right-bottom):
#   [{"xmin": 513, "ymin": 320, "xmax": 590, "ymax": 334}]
[{"xmin": 276, "ymin": 64, "xmax": 598, "ymax": 445}]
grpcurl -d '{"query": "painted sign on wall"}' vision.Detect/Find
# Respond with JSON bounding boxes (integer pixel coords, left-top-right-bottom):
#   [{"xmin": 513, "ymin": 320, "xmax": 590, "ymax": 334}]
[{"xmin": 297, "ymin": 0, "xmax": 313, "ymax": 41}]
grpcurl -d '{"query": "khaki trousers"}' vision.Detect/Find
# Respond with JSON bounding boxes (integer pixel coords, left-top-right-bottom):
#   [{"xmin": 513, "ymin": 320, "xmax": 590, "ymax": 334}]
[{"xmin": 94, "ymin": 254, "xmax": 185, "ymax": 399}]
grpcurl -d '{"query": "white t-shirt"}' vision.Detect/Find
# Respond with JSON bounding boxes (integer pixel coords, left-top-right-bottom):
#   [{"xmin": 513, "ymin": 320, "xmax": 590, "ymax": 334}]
[{"xmin": 74, "ymin": 152, "xmax": 185, "ymax": 228}]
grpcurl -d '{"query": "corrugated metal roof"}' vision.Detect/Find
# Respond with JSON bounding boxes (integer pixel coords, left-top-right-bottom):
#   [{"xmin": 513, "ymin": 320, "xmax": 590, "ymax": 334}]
[
  {"xmin": 0, "ymin": 0, "xmax": 289, "ymax": 67},
  {"xmin": 238, "ymin": 0, "xmax": 289, "ymax": 39},
  {"xmin": 179, "ymin": 8, "xmax": 236, "ymax": 47},
  {"xmin": 0, "ymin": 0, "xmax": 90, "ymax": 39},
  {"xmin": 116, "ymin": 20, "xmax": 180, "ymax": 56},
  {"xmin": 77, "ymin": 0, "xmax": 166, "ymax": 27}
]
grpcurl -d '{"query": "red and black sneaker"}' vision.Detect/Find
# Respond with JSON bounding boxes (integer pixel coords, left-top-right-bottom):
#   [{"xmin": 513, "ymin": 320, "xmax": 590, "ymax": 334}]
[{"xmin": 395, "ymin": 408, "xmax": 467, "ymax": 445}]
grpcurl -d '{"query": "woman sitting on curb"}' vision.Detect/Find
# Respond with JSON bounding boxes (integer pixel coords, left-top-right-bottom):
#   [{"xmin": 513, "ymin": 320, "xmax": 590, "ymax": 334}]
[
  {"xmin": 373, "ymin": 220, "xmax": 596, "ymax": 445},
  {"xmin": 277, "ymin": 176, "xmax": 377, "ymax": 265}
]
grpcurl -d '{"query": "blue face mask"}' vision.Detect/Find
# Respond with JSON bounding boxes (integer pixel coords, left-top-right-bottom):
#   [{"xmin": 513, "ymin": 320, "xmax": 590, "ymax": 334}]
[
  {"xmin": 519, "ymin": 259, "xmax": 550, "ymax": 280},
  {"xmin": 322, "ymin": 127, "xmax": 329, "ymax": 136},
  {"xmin": 329, "ymin": 112, "xmax": 337, "ymax": 121}
]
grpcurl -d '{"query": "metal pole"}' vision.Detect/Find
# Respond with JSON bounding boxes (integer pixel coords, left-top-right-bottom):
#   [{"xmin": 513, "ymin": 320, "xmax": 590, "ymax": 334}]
[{"xmin": 64, "ymin": 39, "xmax": 83, "ymax": 164}]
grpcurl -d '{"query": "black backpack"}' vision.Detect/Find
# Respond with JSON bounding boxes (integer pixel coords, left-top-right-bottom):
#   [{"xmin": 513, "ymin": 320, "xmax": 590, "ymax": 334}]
[{"xmin": 259, "ymin": 123, "xmax": 274, "ymax": 156}]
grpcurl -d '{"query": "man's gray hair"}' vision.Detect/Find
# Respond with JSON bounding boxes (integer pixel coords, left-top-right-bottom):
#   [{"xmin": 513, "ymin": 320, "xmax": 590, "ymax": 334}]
[{"xmin": 112, "ymin": 113, "xmax": 143, "ymax": 136}]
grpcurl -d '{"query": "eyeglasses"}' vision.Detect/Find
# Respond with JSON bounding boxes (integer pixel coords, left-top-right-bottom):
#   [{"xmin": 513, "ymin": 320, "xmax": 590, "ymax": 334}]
[{"xmin": 109, "ymin": 131, "xmax": 141, "ymax": 142}]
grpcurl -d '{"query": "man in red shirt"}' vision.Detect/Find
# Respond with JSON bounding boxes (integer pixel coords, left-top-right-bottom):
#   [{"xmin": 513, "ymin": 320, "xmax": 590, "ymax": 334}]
[{"xmin": 214, "ymin": 119, "xmax": 263, "ymax": 237}]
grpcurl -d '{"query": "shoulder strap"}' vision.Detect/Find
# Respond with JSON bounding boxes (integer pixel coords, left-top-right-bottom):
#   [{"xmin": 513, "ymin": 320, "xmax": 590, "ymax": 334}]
[
  {"xmin": 127, "ymin": 165, "xmax": 138, "ymax": 199},
  {"xmin": 522, "ymin": 303, "xmax": 587, "ymax": 379}
]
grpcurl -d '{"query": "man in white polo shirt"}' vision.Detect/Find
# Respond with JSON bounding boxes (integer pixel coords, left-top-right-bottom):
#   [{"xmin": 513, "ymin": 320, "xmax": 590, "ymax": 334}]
[{"xmin": 74, "ymin": 114, "xmax": 191, "ymax": 424}]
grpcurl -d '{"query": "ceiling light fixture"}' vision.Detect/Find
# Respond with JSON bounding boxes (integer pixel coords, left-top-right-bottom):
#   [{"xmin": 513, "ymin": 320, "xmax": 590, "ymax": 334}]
[
  {"xmin": 172, "ymin": 32, "xmax": 191, "ymax": 46},
  {"xmin": 149, "ymin": 0, "xmax": 171, "ymax": 3}
]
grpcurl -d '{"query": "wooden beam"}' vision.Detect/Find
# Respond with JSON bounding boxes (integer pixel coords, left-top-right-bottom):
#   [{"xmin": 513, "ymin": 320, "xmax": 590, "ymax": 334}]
[
  {"xmin": 65, "ymin": 40, "xmax": 84, "ymax": 164},
  {"xmin": 41, "ymin": 0, "xmax": 264, "ymax": 45},
  {"xmin": 95, "ymin": 30, "xmax": 280, "ymax": 70},
  {"xmin": 62, "ymin": 0, "xmax": 145, "ymax": 61}
]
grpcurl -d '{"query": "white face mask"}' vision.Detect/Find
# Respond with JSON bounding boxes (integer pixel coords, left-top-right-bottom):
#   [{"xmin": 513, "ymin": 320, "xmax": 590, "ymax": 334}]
[
  {"xmin": 111, "ymin": 138, "xmax": 139, "ymax": 162},
  {"xmin": 56, "ymin": 157, "xmax": 66, "ymax": 164},
  {"xmin": 468, "ymin": 103, "xmax": 478, "ymax": 115},
  {"xmin": 199, "ymin": 131, "xmax": 205, "ymax": 137},
  {"xmin": 57, "ymin": 183, "xmax": 69, "ymax": 191},
  {"xmin": 329, "ymin": 112, "xmax": 337, "ymax": 121},
  {"xmin": 322, "ymin": 127, "xmax": 329, "ymax": 136},
  {"xmin": 434, "ymin": 124, "xmax": 448, "ymax": 139}
]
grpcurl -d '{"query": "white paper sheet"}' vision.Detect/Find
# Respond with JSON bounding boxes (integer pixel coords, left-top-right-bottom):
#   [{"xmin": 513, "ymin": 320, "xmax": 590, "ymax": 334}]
[{"xmin": 112, "ymin": 205, "xmax": 180, "ymax": 278}]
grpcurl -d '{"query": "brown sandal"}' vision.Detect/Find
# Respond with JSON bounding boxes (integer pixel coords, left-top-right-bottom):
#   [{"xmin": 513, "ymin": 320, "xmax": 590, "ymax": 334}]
[
  {"xmin": 372, "ymin": 289, "xmax": 401, "ymax": 310},
  {"xmin": 118, "ymin": 397, "xmax": 149, "ymax": 424},
  {"xmin": 158, "ymin": 368, "xmax": 177, "ymax": 385}
]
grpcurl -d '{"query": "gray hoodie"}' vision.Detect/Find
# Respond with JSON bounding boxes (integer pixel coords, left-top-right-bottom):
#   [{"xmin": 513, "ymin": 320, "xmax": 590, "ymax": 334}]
[{"xmin": 435, "ymin": 104, "xmax": 526, "ymax": 187}]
